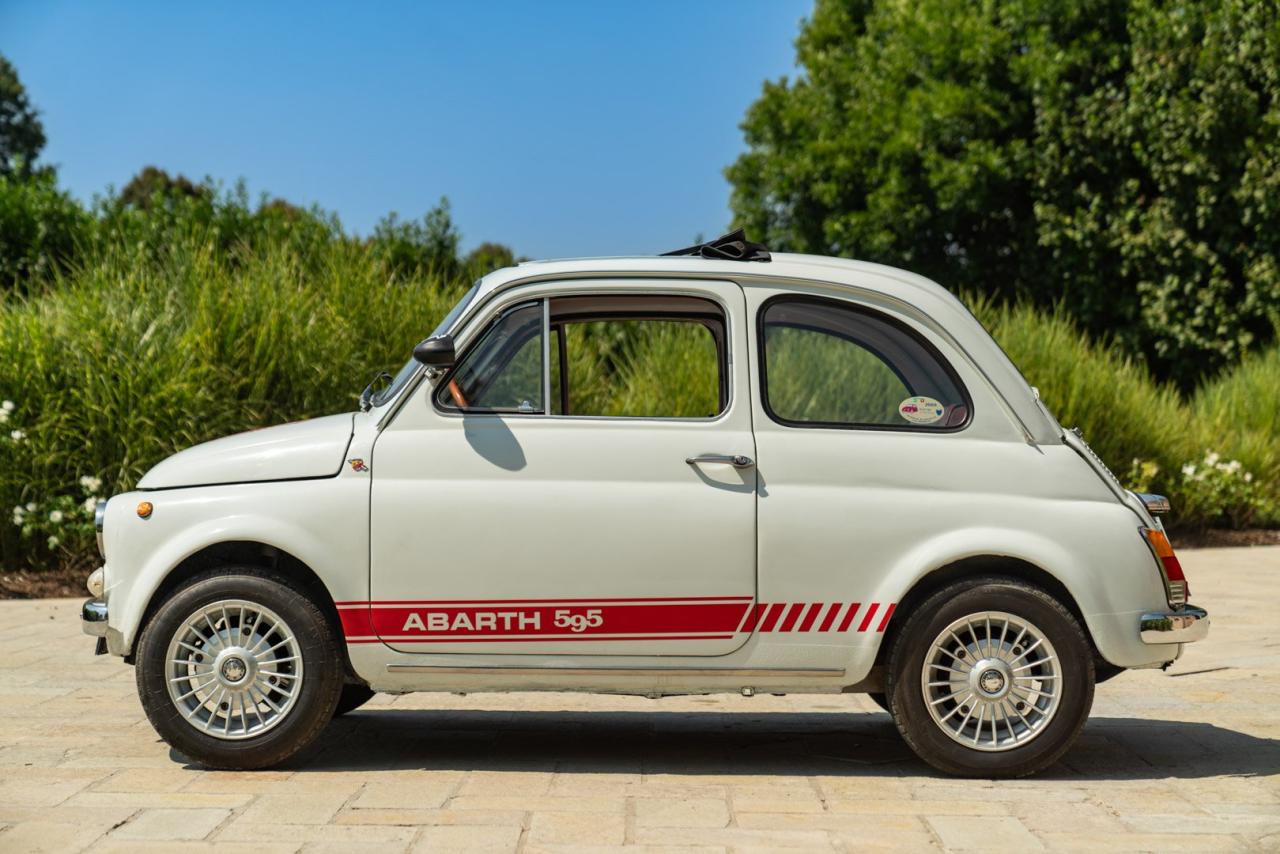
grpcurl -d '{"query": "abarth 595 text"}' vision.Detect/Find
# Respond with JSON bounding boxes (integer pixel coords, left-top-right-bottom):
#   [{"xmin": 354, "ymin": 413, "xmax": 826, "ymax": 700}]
[{"xmin": 82, "ymin": 232, "xmax": 1209, "ymax": 777}]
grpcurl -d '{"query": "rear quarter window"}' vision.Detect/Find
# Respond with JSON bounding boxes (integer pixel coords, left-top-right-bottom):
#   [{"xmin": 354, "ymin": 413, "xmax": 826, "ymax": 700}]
[{"xmin": 760, "ymin": 296, "xmax": 971, "ymax": 430}]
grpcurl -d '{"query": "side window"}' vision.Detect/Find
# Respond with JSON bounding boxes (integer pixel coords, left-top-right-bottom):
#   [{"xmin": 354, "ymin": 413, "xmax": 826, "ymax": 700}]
[
  {"xmin": 760, "ymin": 297, "xmax": 969, "ymax": 429},
  {"xmin": 437, "ymin": 301, "xmax": 544, "ymax": 413},
  {"xmin": 551, "ymin": 317, "xmax": 722, "ymax": 418},
  {"xmin": 439, "ymin": 294, "xmax": 728, "ymax": 419}
]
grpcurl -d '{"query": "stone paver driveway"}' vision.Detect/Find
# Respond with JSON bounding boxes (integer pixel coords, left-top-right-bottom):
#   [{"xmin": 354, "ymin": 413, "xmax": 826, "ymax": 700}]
[{"xmin": 1, "ymin": 546, "xmax": 1278, "ymax": 853}]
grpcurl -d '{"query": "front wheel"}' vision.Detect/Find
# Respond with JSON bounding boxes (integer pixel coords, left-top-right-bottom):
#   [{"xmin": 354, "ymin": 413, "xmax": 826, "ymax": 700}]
[
  {"xmin": 135, "ymin": 567, "xmax": 345, "ymax": 769},
  {"xmin": 886, "ymin": 577, "xmax": 1094, "ymax": 778}
]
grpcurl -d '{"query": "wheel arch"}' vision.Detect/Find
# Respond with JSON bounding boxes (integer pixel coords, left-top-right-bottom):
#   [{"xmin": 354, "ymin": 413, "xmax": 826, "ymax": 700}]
[
  {"xmin": 127, "ymin": 540, "xmax": 356, "ymax": 681},
  {"xmin": 873, "ymin": 554, "xmax": 1102, "ymax": 672}
]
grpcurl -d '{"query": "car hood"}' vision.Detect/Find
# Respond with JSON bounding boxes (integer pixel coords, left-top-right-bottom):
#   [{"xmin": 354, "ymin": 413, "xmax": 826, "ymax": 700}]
[{"xmin": 138, "ymin": 413, "xmax": 356, "ymax": 489}]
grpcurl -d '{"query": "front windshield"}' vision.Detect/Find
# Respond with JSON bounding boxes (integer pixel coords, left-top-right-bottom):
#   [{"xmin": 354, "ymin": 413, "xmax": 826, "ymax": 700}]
[{"xmin": 370, "ymin": 280, "xmax": 482, "ymax": 407}]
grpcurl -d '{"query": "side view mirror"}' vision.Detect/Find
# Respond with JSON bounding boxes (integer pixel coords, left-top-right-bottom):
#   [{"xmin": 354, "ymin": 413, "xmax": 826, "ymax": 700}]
[{"xmin": 413, "ymin": 334, "xmax": 456, "ymax": 368}]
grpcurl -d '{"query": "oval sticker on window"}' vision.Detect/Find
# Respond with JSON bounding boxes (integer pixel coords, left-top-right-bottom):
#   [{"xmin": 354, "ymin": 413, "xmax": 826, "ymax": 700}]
[{"xmin": 898, "ymin": 395, "xmax": 945, "ymax": 424}]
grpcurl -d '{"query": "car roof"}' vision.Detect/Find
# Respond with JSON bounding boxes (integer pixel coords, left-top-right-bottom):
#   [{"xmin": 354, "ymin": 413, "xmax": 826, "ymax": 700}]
[{"xmin": 475, "ymin": 251, "xmax": 941, "ymax": 302}]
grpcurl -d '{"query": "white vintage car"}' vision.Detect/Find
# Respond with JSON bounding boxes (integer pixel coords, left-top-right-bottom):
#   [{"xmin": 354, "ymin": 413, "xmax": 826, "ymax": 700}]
[{"xmin": 83, "ymin": 232, "xmax": 1207, "ymax": 777}]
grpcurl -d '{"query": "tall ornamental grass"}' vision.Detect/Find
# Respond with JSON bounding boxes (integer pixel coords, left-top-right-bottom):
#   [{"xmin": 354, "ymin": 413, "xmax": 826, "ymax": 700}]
[{"xmin": 0, "ymin": 235, "xmax": 467, "ymax": 569}]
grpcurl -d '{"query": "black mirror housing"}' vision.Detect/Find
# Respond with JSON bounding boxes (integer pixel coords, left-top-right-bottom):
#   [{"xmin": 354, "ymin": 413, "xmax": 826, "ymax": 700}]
[{"xmin": 413, "ymin": 334, "xmax": 456, "ymax": 368}]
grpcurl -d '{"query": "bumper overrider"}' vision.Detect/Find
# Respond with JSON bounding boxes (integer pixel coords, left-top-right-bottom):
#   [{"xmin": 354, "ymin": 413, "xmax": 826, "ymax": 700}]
[
  {"xmin": 82, "ymin": 598, "xmax": 108, "ymax": 636},
  {"xmin": 1139, "ymin": 606, "xmax": 1209, "ymax": 644},
  {"xmin": 82, "ymin": 597, "xmax": 109, "ymax": 655}
]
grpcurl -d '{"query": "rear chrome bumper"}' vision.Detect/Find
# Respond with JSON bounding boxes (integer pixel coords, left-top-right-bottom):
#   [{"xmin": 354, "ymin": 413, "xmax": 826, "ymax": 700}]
[
  {"xmin": 81, "ymin": 598, "xmax": 108, "ymax": 637},
  {"xmin": 1139, "ymin": 606, "xmax": 1209, "ymax": 644}
]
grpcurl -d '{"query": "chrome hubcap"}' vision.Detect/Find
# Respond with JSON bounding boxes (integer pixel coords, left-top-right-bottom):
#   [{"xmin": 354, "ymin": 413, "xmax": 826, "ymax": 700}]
[
  {"xmin": 921, "ymin": 610, "xmax": 1061, "ymax": 752},
  {"xmin": 164, "ymin": 599, "xmax": 303, "ymax": 740}
]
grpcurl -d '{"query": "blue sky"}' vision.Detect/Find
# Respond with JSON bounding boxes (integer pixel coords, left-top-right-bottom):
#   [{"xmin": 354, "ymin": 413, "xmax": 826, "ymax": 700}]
[{"xmin": 2, "ymin": 1, "xmax": 810, "ymax": 258}]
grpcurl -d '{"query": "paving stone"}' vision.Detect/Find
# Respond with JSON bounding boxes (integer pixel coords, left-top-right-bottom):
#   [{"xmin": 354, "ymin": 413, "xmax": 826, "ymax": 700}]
[
  {"xmin": 351, "ymin": 779, "xmax": 457, "ymax": 809},
  {"xmin": 927, "ymin": 815, "xmax": 1044, "ymax": 850},
  {"xmin": 335, "ymin": 808, "xmax": 526, "ymax": 827},
  {"xmin": 527, "ymin": 810, "xmax": 627, "ymax": 845},
  {"xmin": 633, "ymin": 797, "xmax": 731, "ymax": 829},
  {"xmin": 410, "ymin": 823, "xmax": 523, "ymax": 852},
  {"xmin": 0, "ymin": 819, "xmax": 113, "ymax": 852},
  {"xmin": 109, "ymin": 807, "xmax": 230, "ymax": 840}
]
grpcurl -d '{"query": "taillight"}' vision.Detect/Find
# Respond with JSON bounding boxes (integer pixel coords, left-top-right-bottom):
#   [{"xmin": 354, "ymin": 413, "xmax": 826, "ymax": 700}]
[{"xmin": 1142, "ymin": 527, "xmax": 1189, "ymax": 605}]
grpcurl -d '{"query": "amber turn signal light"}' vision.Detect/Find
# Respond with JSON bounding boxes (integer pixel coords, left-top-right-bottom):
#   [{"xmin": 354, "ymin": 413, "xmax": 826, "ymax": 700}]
[
  {"xmin": 136, "ymin": 501, "xmax": 153, "ymax": 519},
  {"xmin": 1142, "ymin": 527, "xmax": 1189, "ymax": 602}
]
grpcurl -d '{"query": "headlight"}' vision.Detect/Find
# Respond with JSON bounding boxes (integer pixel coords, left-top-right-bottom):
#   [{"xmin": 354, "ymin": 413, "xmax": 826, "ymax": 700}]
[{"xmin": 95, "ymin": 499, "xmax": 108, "ymax": 558}]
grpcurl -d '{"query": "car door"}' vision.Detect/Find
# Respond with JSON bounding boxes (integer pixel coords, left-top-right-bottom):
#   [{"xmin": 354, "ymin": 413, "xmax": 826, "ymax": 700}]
[{"xmin": 366, "ymin": 279, "xmax": 757, "ymax": 656}]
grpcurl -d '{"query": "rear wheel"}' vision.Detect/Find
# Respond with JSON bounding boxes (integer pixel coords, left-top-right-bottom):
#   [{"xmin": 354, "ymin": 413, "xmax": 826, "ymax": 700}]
[
  {"xmin": 886, "ymin": 576, "xmax": 1094, "ymax": 778},
  {"xmin": 135, "ymin": 567, "xmax": 344, "ymax": 769}
]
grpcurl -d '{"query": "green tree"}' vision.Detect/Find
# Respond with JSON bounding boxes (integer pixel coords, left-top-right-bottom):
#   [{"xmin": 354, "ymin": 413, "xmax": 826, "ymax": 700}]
[
  {"xmin": 118, "ymin": 166, "xmax": 208, "ymax": 209},
  {"xmin": 0, "ymin": 172, "xmax": 91, "ymax": 290},
  {"xmin": 371, "ymin": 197, "xmax": 461, "ymax": 278},
  {"xmin": 728, "ymin": 0, "xmax": 1280, "ymax": 386},
  {"xmin": 465, "ymin": 241, "xmax": 517, "ymax": 274},
  {"xmin": 0, "ymin": 55, "xmax": 48, "ymax": 179}
]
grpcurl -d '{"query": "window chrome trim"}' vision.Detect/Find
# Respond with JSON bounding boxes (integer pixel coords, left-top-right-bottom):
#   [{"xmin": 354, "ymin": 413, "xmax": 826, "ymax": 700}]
[
  {"xmin": 541, "ymin": 298, "xmax": 551, "ymax": 415},
  {"xmin": 427, "ymin": 286, "xmax": 737, "ymax": 425},
  {"xmin": 756, "ymin": 293, "xmax": 973, "ymax": 434}
]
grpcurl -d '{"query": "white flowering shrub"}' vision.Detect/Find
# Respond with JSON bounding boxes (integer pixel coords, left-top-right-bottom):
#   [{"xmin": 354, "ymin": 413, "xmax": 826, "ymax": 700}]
[
  {"xmin": 4, "ymin": 402, "xmax": 103, "ymax": 563},
  {"xmin": 1127, "ymin": 451, "xmax": 1274, "ymax": 529}
]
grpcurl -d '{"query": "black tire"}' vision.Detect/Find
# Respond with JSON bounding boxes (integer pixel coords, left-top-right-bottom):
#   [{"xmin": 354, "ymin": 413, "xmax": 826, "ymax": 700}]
[
  {"xmin": 885, "ymin": 576, "xmax": 1094, "ymax": 778},
  {"xmin": 135, "ymin": 566, "xmax": 344, "ymax": 770},
  {"xmin": 333, "ymin": 684, "xmax": 376, "ymax": 717},
  {"xmin": 867, "ymin": 692, "xmax": 891, "ymax": 713}
]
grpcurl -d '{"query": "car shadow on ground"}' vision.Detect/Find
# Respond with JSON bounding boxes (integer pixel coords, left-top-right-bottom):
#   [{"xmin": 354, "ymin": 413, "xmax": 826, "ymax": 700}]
[{"xmin": 256, "ymin": 709, "xmax": 1279, "ymax": 781}]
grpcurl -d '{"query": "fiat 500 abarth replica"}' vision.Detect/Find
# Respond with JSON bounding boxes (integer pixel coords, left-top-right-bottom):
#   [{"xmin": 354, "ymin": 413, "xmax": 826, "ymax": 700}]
[{"xmin": 83, "ymin": 233, "xmax": 1208, "ymax": 777}]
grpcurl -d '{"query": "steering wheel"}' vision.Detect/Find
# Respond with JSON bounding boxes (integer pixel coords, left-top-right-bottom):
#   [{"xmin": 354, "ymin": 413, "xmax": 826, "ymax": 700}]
[{"xmin": 447, "ymin": 379, "xmax": 469, "ymax": 408}]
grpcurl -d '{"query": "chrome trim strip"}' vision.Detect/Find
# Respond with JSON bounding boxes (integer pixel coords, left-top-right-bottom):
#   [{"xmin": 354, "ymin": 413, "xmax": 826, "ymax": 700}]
[
  {"xmin": 541, "ymin": 298, "xmax": 551, "ymax": 414},
  {"xmin": 81, "ymin": 598, "xmax": 108, "ymax": 637},
  {"xmin": 1135, "ymin": 492, "xmax": 1171, "ymax": 515},
  {"xmin": 1139, "ymin": 606, "xmax": 1209, "ymax": 644},
  {"xmin": 385, "ymin": 665, "xmax": 845, "ymax": 678}
]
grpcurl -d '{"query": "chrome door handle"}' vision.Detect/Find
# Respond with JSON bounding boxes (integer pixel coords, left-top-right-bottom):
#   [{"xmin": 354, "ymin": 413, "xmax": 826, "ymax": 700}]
[{"xmin": 686, "ymin": 454, "xmax": 754, "ymax": 468}]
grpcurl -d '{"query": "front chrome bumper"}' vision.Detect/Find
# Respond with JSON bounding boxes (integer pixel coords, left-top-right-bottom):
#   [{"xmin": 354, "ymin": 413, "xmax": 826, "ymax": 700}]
[
  {"xmin": 1139, "ymin": 606, "xmax": 1209, "ymax": 644},
  {"xmin": 81, "ymin": 597, "xmax": 108, "ymax": 637}
]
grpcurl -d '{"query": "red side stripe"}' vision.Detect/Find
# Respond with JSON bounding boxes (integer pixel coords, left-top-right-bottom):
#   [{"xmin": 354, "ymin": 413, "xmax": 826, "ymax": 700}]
[
  {"xmin": 796, "ymin": 603, "xmax": 821, "ymax": 632},
  {"xmin": 876, "ymin": 602, "xmax": 896, "ymax": 632},
  {"xmin": 837, "ymin": 602, "xmax": 862, "ymax": 632},
  {"xmin": 338, "ymin": 608, "xmax": 374, "ymax": 639},
  {"xmin": 817, "ymin": 603, "xmax": 841, "ymax": 632},
  {"xmin": 359, "ymin": 634, "xmax": 736, "ymax": 644},
  {"xmin": 758, "ymin": 603, "xmax": 785, "ymax": 632},
  {"xmin": 858, "ymin": 602, "xmax": 881, "ymax": 632},
  {"xmin": 349, "ymin": 595, "xmax": 755, "ymax": 606},
  {"xmin": 777, "ymin": 603, "xmax": 804, "ymax": 632}
]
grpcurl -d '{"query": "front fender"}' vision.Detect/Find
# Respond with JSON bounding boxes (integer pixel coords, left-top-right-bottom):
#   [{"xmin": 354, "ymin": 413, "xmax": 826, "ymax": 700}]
[{"xmin": 102, "ymin": 478, "xmax": 370, "ymax": 654}]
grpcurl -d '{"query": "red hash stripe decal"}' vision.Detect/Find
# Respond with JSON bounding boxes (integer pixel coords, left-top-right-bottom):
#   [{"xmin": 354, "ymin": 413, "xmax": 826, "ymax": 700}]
[
  {"xmin": 336, "ymin": 597, "xmax": 897, "ymax": 643},
  {"xmin": 777, "ymin": 603, "xmax": 803, "ymax": 632},
  {"xmin": 857, "ymin": 602, "xmax": 881, "ymax": 633},
  {"xmin": 816, "ymin": 603, "xmax": 842, "ymax": 633},
  {"xmin": 837, "ymin": 602, "xmax": 862, "ymax": 632},
  {"xmin": 796, "ymin": 603, "xmax": 822, "ymax": 633}
]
